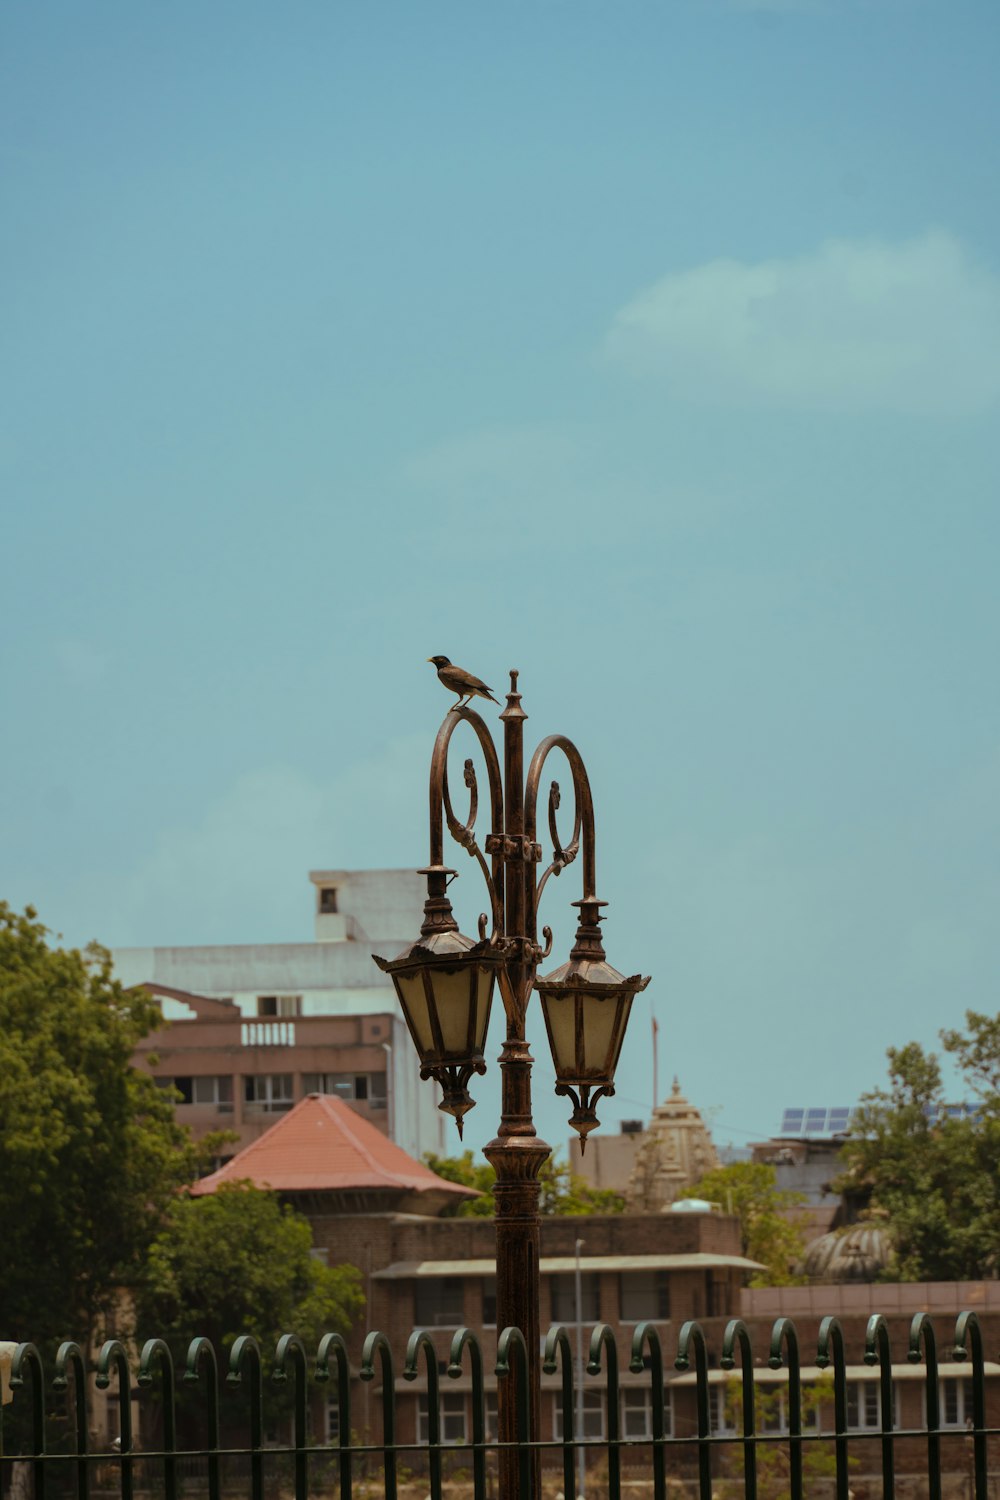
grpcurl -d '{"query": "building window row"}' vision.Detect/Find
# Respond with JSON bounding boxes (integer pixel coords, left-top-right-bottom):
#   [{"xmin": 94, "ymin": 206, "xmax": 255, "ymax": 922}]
[
  {"xmin": 153, "ymin": 1071, "xmax": 387, "ymax": 1114},
  {"xmin": 707, "ymin": 1380, "xmax": 973, "ymax": 1435},
  {"xmin": 332, "ymin": 1377, "xmax": 978, "ymax": 1449},
  {"xmin": 428, "ymin": 1272, "xmax": 676, "ymax": 1330},
  {"xmin": 303, "ymin": 1072, "xmax": 388, "ymax": 1107},
  {"xmin": 155, "ymin": 1075, "xmax": 234, "ymax": 1110}
]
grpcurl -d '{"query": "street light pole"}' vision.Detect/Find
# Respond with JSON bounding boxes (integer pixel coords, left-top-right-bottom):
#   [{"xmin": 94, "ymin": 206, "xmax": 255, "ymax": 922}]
[{"xmin": 374, "ymin": 669, "xmax": 649, "ymax": 1500}]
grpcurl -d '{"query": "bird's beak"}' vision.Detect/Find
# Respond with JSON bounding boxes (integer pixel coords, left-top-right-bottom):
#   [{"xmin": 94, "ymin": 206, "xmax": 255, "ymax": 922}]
[{"xmin": 426, "ymin": 657, "xmax": 434, "ymax": 663}]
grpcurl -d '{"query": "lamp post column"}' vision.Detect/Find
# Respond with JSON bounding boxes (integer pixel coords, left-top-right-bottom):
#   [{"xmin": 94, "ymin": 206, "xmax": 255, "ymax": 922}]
[{"xmin": 483, "ymin": 672, "xmax": 549, "ymax": 1499}]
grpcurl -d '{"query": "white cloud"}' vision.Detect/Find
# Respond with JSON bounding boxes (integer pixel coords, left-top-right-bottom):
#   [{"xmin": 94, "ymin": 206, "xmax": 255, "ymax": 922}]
[{"xmin": 605, "ymin": 231, "xmax": 1000, "ymax": 414}]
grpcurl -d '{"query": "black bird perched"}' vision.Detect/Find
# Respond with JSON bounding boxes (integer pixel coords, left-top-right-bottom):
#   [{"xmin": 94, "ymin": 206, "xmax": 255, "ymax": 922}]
[{"xmin": 427, "ymin": 656, "xmax": 500, "ymax": 711}]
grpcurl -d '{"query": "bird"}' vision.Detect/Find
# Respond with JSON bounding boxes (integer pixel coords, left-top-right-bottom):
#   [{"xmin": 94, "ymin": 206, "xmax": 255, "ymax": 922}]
[{"xmin": 427, "ymin": 656, "xmax": 500, "ymax": 711}]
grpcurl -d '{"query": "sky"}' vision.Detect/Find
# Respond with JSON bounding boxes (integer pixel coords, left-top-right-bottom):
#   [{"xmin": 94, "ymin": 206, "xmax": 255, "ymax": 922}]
[{"xmin": 2, "ymin": 0, "xmax": 999, "ymax": 1164}]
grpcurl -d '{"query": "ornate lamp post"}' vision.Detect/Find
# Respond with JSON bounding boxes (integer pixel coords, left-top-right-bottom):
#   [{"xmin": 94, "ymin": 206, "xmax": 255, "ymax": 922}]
[{"xmin": 374, "ymin": 669, "xmax": 649, "ymax": 1496}]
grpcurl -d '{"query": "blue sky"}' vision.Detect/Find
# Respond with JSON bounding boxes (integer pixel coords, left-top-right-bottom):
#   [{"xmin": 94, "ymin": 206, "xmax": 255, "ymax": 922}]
[{"xmin": 3, "ymin": 0, "xmax": 998, "ymax": 1161}]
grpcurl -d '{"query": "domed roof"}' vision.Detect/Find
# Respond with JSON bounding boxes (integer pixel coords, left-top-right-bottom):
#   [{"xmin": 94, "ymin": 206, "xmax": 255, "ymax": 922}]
[{"xmin": 800, "ymin": 1223, "xmax": 891, "ymax": 1283}]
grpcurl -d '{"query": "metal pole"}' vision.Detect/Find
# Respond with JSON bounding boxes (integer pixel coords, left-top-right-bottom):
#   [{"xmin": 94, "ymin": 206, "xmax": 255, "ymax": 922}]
[
  {"xmin": 381, "ymin": 1040, "xmax": 394, "ymax": 1142},
  {"xmin": 484, "ymin": 672, "xmax": 550, "ymax": 1500},
  {"xmin": 575, "ymin": 1237, "xmax": 586, "ymax": 1500}
]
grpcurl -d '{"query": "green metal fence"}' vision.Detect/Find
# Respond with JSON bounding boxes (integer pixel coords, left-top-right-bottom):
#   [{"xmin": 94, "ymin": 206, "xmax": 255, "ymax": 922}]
[{"xmin": 2, "ymin": 1312, "xmax": 996, "ymax": 1499}]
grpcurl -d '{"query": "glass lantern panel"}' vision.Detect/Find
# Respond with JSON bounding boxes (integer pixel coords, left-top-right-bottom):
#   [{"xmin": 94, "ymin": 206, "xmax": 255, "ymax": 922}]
[
  {"xmin": 541, "ymin": 992, "xmax": 580, "ymax": 1076},
  {"xmin": 581, "ymin": 993, "xmax": 621, "ymax": 1073},
  {"xmin": 395, "ymin": 971, "xmax": 435, "ymax": 1054},
  {"xmin": 473, "ymin": 966, "xmax": 493, "ymax": 1053},
  {"xmin": 432, "ymin": 965, "xmax": 477, "ymax": 1055}
]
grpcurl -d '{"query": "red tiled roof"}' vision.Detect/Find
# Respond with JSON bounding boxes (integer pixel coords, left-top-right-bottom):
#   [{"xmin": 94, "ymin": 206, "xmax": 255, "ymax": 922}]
[{"xmin": 190, "ymin": 1093, "xmax": 476, "ymax": 1200}]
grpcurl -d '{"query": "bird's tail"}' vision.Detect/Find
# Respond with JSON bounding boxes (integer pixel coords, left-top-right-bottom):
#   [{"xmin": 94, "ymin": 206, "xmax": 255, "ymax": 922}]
[{"xmin": 486, "ymin": 691, "xmax": 501, "ymax": 705}]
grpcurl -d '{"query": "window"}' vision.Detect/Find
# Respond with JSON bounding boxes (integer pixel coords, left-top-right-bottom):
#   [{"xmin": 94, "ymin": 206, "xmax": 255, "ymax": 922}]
[
  {"xmin": 369, "ymin": 1071, "xmax": 388, "ymax": 1108},
  {"xmin": 940, "ymin": 1378, "xmax": 974, "ymax": 1428},
  {"xmin": 325, "ymin": 1398, "xmax": 341, "ymax": 1443},
  {"xmin": 414, "ymin": 1277, "xmax": 465, "ymax": 1328},
  {"xmin": 257, "ymin": 994, "xmax": 302, "ymax": 1018},
  {"xmin": 757, "ymin": 1389, "xmax": 820, "ymax": 1435},
  {"xmin": 485, "ymin": 1392, "xmax": 498, "ymax": 1440},
  {"xmin": 549, "ymin": 1272, "xmax": 600, "ymax": 1325},
  {"xmin": 418, "ymin": 1393, "xmax": 467, "ymax": 1444},
  {"xmin": 621, "ymin": 1387, "xmax": 673, "ymax": 1439},
  {"xmin": 554, "ymin": 1390, "xmax": 606, "ymax": 1440},
  {"xmin": 303, "ymin": 1072, "xmax": 386, "ymax": 1103},
  {"xmin": 709, "ymin": 1385, "xmax": 737, "ymax": 1435},
  {"xmin": 620, "ymin": 1270, "xmax": 670, "ymax": 1322},
  {"xmin": 482, "ymin": 1278, "xmax": 496, "ymax": 1326},
  {"xmin": 846, "ymin": 1382, "xmax": 888, "ymax": 1432},
  {"xmin": 319, "ymin": 887, "xmax": 339, "ymax": 914},
  {"xmin": 157, "ymin": 1076, "xmax": 193, "ymax": 1104},
  {"xmin": 705, "ymin": 1271, "xmax": 728, "ymax": 1317},
  {"xmin": 192, "ymin": 1075, "xmax": 234, "ymax": 1109},
  {"xmin": 243, "ymin": 1074, "xmax": 294, "ymax": 1112}
]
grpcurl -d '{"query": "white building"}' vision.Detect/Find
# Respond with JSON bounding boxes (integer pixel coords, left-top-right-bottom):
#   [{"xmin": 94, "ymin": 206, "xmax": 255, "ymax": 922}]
[{"xmin": 112, "ymin": 869, "xmax": 447, "ymax": 1162}]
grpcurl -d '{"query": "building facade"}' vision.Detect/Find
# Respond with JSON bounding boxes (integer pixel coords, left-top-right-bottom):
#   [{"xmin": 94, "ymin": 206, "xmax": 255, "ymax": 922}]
[{"xmin": 114, "ymin": 868, "xmax": 447, "ymax": 1161}]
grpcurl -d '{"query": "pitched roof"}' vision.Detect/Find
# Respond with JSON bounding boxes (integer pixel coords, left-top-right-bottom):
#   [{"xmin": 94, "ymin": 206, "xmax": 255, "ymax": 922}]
[{"xmin": 189, "ymin": 1093, "xmax": 476, "ymax": 1202}]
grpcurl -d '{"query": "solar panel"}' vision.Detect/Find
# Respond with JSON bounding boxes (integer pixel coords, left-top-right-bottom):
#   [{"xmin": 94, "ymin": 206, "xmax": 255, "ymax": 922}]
[{"xmin": 778, "ymin": 1107, "xmax": 856, "ymax": 1137}]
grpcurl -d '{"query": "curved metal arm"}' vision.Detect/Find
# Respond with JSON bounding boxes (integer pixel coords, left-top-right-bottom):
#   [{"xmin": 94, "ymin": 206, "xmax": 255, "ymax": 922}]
[
  {"xmin": 863, "ymin": 1315, "xmax": 896, "ymax": 1499},
  {"xmin": 768, "ymin": 1318, "xmax": 803, "ymax": 1500},
  {"xmin": 525, "ymin": 735, "xmax": 598, "ymax": 937},
  {"xmin": 675, "ymin": 1321, "xmax": 712, "ymax": 1500},
  {"xmin": 404, "ymin": 1330, "xmax": 443, "ymax": 1500},
  {"xmin": 96, "ymin": 1339, "xmax": 135, "ymax": 1500},
  {"xmin": 361, "ymin": 1332, "xmax": 397, "ymax": 1500},
  {"xmin": 315, "ymin": 1333, "xmax": 353, "ymax": 1500},
  {"xmin": 228, "ymin": 1337, "xmax": 264, "ymax": 1500},
  {"xmin": 908, "ymin": 1312, "xmax": 942, "ymax": 1500},
  {"xmin": 183, "ymin": 1338, "xmax": 220, "ymax": 1500},
  {"xmin": 954, "ymin": 1312, "xmax": 988, "ymax": 1500},
  {"xmin": 721, "ymin": 1319, "xmax": 757, "ymax": 1500},
  {"xmin": 448, "ymin": 1329, "xmax": 486, "ymax": 1500},
  {"xmin": 495, "ymin": 1327, "xmax": 533, "ymax": 1499},
  {"xmin": 274, "ymin": 1334, "xmax": 309, "ymax": 1500},
  {"xmin": 816, "ymin": 1317, "xmax": 850, "ymax": 1500},
  {"xmin": 587, "ymin": 1324, "xmax": 621, "ymax": 1500},
  {"xmin": 630, "ymin": 1323, "xmax": 667, "ymax": 1500},
  {"xmin": 54, "ymin": 1341, "xmax": 91, "ymax": 1500},
  {"xmin": 139, "ymin": 1339, "xmax": 178, "ymax": 1500},
  {"xmin": 429, "ymin": 706, "xmax": 505, "ymax": 936},
  {"xmin": 9, "ymin": 1343, "xmax": 46, "ymax": 1493}
]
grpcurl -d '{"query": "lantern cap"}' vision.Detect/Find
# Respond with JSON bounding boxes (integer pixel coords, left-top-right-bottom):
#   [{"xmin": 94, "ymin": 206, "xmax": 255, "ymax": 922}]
[{"xmin": 373, "ymin": 925, "xmax": 505, "ymax": 977}]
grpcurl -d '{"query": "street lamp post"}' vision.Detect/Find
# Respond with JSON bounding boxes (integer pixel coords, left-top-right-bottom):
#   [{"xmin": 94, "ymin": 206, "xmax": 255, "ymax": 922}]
[{"xmin": 374, "ymin": 670, "xmax": 649, "ymax": 1498}]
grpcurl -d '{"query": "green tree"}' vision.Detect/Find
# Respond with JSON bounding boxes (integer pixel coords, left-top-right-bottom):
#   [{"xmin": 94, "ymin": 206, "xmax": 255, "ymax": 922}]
[
  {"xmin": 135, "ymin": 1183, "xmax": 364, "ymax": 1358},
  {"xmin": 684, "ymin": 1162, "xmax": 807, "ymax": 1286},
  {"xmin": 714, "ymin": 1380, "xmax": 842, "ymax": 1499},
  {"xmin": 0, "ymin": 904, "xmax": 215, "ymax": 1352},
  {"xmin": 424, "ymin": 1150, "xmax": 625, "ymax": 1217},
  {"xmin": 837, "ymin": 1012, "xmax": 1000, "ymax": 1281}
]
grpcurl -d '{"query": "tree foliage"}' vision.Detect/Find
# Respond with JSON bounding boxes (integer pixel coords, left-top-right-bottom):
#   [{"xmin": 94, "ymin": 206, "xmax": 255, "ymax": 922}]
[
  {"xmin": 135, "ymin": 1184, "xmax": 364, "ymax": 1358},
  {"xmin": 0, "ymin": 904, "xmax": 215, "ymax": 1350},
  {"xmin": 684, "ymin": 1162, "xmax": 807, "ymax": 1286},
  {"xmin": 424, "ymin": 1150, "xmax": 626, "ymax": 1216},
  {"xmin": 837, "ymin": 1011, "xmax": 1000, "ymax": 1281},
  {"xmin": 714, "ymin": 1381, "xmax": 841, "ymax": 1500}
]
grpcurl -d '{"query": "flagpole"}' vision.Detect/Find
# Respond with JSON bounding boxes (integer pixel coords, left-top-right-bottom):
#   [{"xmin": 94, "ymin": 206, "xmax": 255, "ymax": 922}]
[{"xmin": 651, "ymin": 1008, "xmax": 659, "ymax": 1114}]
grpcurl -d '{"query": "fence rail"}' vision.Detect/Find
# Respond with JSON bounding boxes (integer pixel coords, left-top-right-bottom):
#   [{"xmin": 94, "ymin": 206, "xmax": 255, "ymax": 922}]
[{"xmin": 2, "ymin": 1311, "xmax": 997, "ymax": 1499}]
